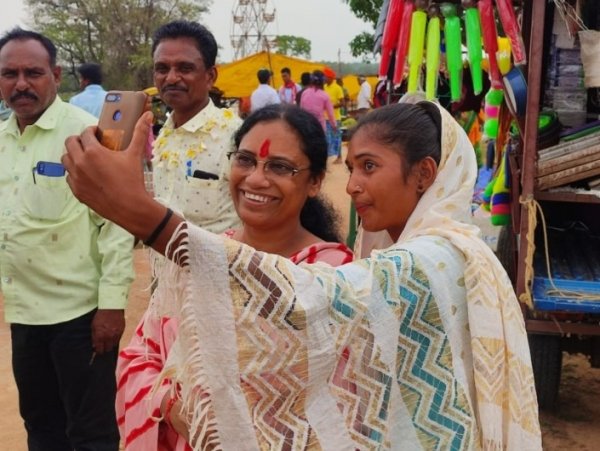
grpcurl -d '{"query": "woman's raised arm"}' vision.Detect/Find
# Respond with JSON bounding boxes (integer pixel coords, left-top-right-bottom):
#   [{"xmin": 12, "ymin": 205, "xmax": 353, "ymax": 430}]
[{"xmin": 63, "ymin": 112, "xmax": 185, "ymax": 257}]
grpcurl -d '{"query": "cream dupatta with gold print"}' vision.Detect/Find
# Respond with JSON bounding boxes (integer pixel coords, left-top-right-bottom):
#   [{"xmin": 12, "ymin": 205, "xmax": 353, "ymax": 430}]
[
  {"xmin": 161, "ymin": 103, "xmax": 541, "ymax": 450},
  {"xmin": 356, "ymin": 103, "xmax": 541, "ymax": 448}
]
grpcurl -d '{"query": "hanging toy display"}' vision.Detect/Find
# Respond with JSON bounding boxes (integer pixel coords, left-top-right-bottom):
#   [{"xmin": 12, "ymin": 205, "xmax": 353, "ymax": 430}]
[
  {"xmin": 495, "ymin": 0, "xmax": 527, "ymax": 65},
  {"xmin": 478, "ymin": 0, "xmax": 502, "ymax": 87},
  {"xmin": 392, "ymin": 0, "xmax": 415, "ymax": 86},
  {"xmin": 407, "ymin": 0, "xmax": 428, "ymax": 93},
  {"xmin": 483, "ymin": 88, "xmax": 504, "ymax": 138},
  {"xmin": 425, "ymin": 4, "xmax": 441, "ymax": 100},
  {"xmin": 441, "ymin": 3, "xmax": 463, "ymax": 102},
  {"xmin": 378, "ymin": 0, "xmax": 405, "ymax": 79},
  {"xmin": 462, "ymin": 0, "xmax": 483, "ymax": 95},
  {"xmin": 496, "ymin": 37, "xmax": 513, "ymax": 75},
  {"xmin": 490, "ymin": 148, "xmax": 511, "ymax": 226},
  {"xmin": 481, "ymin": 175, "xmax": 494, "ymax": 211}
]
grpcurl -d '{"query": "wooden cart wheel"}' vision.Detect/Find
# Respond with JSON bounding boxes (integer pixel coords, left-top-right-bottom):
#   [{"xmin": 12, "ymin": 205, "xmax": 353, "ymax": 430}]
[{"xmin": 495, "ymin": 223, "xmax": 516, "ymax": 284}]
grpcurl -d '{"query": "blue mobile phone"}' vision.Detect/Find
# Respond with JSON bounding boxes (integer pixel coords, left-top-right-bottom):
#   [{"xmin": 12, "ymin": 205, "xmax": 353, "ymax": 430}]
[{"xmin": 35, "ymin": 161, "xmax": 66, "ymax": 177}]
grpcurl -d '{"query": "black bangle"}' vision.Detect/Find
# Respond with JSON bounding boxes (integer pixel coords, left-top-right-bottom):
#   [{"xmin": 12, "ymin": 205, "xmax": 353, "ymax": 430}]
[{"xmin": 143, "ymin": 207, "xmax": 173, "ymax": 247}]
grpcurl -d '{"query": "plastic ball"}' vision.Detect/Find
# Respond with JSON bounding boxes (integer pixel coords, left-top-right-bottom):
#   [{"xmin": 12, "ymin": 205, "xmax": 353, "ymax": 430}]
[
  {"xmin": 485, "ymin": 88, "xmax": 504, "ymax": 105},
  {"xmin": 484, "ymin": 105, "xmax": 500, "ymax": 117}
]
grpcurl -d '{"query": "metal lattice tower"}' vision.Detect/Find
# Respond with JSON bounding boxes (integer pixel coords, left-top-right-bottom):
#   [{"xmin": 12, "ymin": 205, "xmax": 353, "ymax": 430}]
[{"xmin": 230, "ymin": 0, "xmax": 277, "ymax": 59}]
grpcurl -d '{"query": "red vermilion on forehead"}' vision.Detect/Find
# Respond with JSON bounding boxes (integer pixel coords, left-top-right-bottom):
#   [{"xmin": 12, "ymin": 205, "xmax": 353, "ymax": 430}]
[{"xmin": 259, "ymin": 139, "xmax": 270, "ymax": 158}]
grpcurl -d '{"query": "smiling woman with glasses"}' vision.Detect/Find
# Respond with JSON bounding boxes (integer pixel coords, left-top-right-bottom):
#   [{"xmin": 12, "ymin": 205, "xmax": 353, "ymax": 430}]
[{"xmin": 228, "ymin": 103, "xmax": 347, "ymax": 246}]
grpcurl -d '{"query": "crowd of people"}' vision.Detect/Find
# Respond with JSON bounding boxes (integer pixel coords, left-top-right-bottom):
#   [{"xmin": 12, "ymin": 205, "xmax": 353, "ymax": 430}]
[
  {"xmin": 249, "ymin": 65, "xmax": 370, "ymax": 165},
  {"xmin": 0, "ymin": 18, "xmax": 541, "ymax": 451}
]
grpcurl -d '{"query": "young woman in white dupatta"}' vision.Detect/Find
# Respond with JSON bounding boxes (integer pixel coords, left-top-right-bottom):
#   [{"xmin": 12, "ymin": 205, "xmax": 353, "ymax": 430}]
[{"xmin": 63, "ymin": 101, "xmax": 542, "ymax": 450}]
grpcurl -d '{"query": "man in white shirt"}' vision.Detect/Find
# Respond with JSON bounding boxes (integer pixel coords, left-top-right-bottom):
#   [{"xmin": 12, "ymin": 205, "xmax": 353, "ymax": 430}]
[
  {"xmin": 250, "ymin": 69, "xmax": 280, "ymax": 112},
  {"xmin": 356, "ymin": 75, "xmax": 372, "ymax": 118},
  {"xmin": 278, "ymin": 67, "xmax": 301, "ymax": 105}
]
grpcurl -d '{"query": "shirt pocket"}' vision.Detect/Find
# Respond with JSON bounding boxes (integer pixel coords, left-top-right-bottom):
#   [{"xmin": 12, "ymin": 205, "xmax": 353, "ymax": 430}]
[
  {"xmin": 22, "ymin": 178, "xmax": 71, "ymax": 221},
  {"xmin": 182, "ymin": 176, "xmax": 224, "ymax": 226}
]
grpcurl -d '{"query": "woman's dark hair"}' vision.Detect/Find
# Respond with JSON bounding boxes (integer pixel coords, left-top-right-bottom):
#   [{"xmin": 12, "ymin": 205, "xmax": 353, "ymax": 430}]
[
  {"xmin": 233, "ymin": 104, "xmax": 342, "ymax": 243},
  {"xmin": 349, "ymin": 102, "xmax": 442, "ymax": 180},
  {"xmin": 310, "ymin": 70, "xmax": 325, "ymax": 89},
  {"xmin": 152, "ymin": 20, "xmax": 217, "ymax": 68},
  {"xmin": 300, "ymin": 71, "xmax": 311, "ymax": 86},
  {"xmin": 0, "ymin": 28, "xmax": 57, "ymax": 66}
]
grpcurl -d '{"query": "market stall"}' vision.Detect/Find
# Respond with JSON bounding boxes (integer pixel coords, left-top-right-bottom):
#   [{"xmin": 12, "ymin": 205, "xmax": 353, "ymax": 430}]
[{"xmin": 374, "ymin": 0, "xmax": 600, "ymax": 410}]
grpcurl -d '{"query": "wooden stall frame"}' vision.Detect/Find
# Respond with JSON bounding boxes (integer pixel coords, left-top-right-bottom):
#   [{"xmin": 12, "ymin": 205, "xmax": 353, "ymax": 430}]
[{"xmin": 514, "ymin": 0, "xmax": 600, "ymax": 337}]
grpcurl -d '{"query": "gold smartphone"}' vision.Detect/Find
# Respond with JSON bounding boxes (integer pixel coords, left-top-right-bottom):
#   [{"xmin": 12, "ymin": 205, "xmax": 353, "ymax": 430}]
[{"xmin": 97, "ymin": 91, "xmax": 147, "ymax": 151}]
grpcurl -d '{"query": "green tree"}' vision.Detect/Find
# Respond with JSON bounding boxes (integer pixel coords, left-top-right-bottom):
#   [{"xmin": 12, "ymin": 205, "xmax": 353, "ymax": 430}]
[
  {"xmin": 25, "ymin": 0, "xmax": 210, "ymax": 90},
  {"xmin": 275, "ymin": 35, "xmax": 311, "ymax": 59},
  {"xmin": 343, "ymin": 0, "xmax": 383, "ymax": 60}
]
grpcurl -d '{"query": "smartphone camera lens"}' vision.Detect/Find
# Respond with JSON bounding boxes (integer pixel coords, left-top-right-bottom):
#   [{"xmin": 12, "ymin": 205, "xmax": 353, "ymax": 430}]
[{"xmin": 105, "ymin": 93, "xmax": 121, "ymax": 102}]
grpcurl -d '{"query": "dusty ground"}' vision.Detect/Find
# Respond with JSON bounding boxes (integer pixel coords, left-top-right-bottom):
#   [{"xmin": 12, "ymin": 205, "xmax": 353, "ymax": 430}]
[{"xmin": 1, "ymin": 152, "xmax": 599, "ymax": 449}]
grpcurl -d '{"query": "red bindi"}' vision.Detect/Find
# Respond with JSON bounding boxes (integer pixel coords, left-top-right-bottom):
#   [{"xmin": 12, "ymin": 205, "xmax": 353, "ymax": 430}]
[{"xmin": 259, "ymin": 139, "xmax": 270, "ymax": 158}]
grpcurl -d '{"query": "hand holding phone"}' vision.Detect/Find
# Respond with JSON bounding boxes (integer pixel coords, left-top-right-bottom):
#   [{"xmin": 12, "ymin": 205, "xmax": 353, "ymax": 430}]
[{"xmin": 97, "ymin": 91, "xmax": 147, "ymax": 151}]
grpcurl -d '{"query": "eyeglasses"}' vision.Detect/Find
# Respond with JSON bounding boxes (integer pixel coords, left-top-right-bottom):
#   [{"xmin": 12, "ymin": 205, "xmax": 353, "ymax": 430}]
[{"xmin": 227, "ymin": 150, "xmax": 310, "ymax": 177}]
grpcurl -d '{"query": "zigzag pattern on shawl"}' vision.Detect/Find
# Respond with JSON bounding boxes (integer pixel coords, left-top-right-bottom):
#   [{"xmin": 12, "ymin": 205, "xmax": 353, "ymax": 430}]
[
  {"xmin": 228, "ymin": 247, "xmax": 398, "ymax": 449},
  {"xmin": 227, "ymin": 244, "xmax": 317, "ymax": 449},
  {"xmin": 373, "ymin": 248, "xmax": 476, "ymax": 450},
  {"xmin": 463, "ymin": 250, "xmax": 541, "ymax": 444},
  {"xmin": 318, "ymin": 263, "xmax": 394, "ymax": 449}
]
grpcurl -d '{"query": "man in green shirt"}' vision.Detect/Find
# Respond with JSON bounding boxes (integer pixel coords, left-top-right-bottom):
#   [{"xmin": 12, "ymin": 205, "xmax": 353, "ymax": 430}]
[{"xmin": 0, "ymin": 28, "xmax": 134, "ymax": 450}]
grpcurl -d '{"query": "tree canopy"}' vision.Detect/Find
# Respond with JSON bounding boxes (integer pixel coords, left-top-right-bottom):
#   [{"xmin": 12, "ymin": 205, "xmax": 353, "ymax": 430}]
[
  {"xmin": 25, "ymin": 0, "xmax": 210, "ymax": 91},
  {"xmin": 343, "ymin": 0, "xmax": 383, "ymax": 60},
  {"xmin": 275, "ymin": 35, "xmax": 311, "ymax": 60}
]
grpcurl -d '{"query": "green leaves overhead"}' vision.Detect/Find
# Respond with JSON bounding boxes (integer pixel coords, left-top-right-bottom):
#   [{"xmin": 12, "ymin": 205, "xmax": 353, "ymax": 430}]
[
  {"xmin": 343, "ymin": 0, "xmax": 383, "ymax": 60},
  {"xmin": 24, "ymin": 0, "xmax": 210, "ymax": 90}
]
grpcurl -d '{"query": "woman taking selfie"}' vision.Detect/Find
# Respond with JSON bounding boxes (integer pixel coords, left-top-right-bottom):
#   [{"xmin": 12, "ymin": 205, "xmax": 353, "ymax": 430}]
[
  {"xmin": 64, "ymin": 102, "xmax": 541, "ymax": 450},
  {"xmin": 114, "ymin": 104, "xmax": 352, "ymax": 450}
]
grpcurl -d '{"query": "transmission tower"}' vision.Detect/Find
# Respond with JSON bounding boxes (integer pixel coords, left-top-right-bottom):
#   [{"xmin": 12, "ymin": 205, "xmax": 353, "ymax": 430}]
[{"xmin": 230, "ymin": 0, "xmax": 277, "ymax": 60}]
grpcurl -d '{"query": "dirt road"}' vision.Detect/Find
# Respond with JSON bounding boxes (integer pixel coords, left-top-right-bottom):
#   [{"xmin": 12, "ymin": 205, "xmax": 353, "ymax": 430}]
[{"xmin": 1, "ymin": 156, "xmax": 599, "ymax": 449}]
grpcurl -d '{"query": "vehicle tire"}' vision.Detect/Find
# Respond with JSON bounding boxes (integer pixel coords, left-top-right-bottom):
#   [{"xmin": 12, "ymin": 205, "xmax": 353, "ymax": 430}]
[
  {"xmin": 529, "ymin": 334, "xmax": 562, "ymax": 410},
  {"xmin": 496, "ymin": 223, "xmax": 516, "ymax": 284}
]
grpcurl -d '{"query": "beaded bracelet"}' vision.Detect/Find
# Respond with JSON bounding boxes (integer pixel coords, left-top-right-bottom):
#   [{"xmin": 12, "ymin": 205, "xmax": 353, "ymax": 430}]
[{"xmin": 143, "ymin": 207, "xmax": 173, "ymax": 247}]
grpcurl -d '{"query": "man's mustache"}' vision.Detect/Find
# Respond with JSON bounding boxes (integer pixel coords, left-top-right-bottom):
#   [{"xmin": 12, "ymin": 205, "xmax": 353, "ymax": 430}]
[
  {"xmin": 10, "ymin": 91, "xmax": 38, "ymax": 102},
  {"xmin": 162, "ymin": 85, "xmax": 186, "ymax": 92}
]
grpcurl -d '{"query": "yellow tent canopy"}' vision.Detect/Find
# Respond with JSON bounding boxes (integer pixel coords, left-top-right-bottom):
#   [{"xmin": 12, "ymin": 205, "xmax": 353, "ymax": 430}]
[
  {"xmin": 215, "ymin": 51, "xmax": 377, "ymax": 101},
  {"xmin": 215, "ymin": 51, "xmax": 323, "ymax": 99}
]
